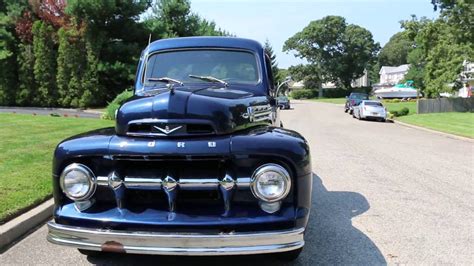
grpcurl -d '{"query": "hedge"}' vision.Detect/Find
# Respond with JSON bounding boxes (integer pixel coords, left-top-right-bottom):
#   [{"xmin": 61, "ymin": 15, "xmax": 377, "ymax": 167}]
[
  {"xmin": 291, "ymin": 89, "xmax": 318, "ymax": 99},
  {"xmin": 101, "ymin": 89, "xmax": 134, "ymax": 120}
]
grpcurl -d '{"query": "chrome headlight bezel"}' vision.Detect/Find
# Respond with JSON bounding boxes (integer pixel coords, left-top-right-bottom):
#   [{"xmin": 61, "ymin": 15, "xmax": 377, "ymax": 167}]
[
  {"xmin": 250, "ymin": 163, "xmax": 291, "ymax": 203},
  {"xmin": 59, "ymin": 163, "xmax": 96, "ymax": 201}
]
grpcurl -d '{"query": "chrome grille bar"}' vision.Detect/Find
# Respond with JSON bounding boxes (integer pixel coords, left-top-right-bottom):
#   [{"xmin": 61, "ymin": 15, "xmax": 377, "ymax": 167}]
[
  {"xmin": 124, "ymin": 177, "xmax": 162, "ymax": 190},
  {"xmin": 97, "ymin": 176, "xmax": 250, "ymax": 190},
  {"xmin": 96, "ymin": 174, "xmax": 249, "ymax": 213},
  {"xmin": 178, "ymin": 178, "xmax": 219, "ymax": 190}
]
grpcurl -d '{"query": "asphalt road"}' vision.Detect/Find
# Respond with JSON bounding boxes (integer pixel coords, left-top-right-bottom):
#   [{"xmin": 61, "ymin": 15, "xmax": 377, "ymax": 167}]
[{"xmin": 2, "ymin": 100, "xmax": 473, "ymax": 265}]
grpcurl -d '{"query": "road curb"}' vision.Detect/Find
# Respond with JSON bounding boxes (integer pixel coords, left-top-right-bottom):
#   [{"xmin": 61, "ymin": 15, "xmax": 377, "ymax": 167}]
[
  {"xmin": 0, "ymin": 198, "xmax": 53, "ymax": 253},
  {"xmin": 392, "ymin": 119, "xmax": 474, "ymax": 143}
]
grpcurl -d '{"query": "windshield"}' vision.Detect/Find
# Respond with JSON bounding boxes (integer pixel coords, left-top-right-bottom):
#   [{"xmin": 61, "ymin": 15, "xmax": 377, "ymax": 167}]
[
  {"xmin": 143, "ymin": 49, "xmax": 259, "ymax": 87},
  {"xmin": 350, "ymin": 93, "xmax": 369, "ymax": 100},
  {"xmin": 365, "ymin": 102, "xmax": 383, "ymax": 107}
]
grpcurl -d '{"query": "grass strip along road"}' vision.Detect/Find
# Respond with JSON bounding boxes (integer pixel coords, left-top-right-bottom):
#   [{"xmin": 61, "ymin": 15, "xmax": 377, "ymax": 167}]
[
  {"xmin": 0, "ymin": 114, "xmax": 113, "ymax": 223},
  {"xmin": 397, "ymin": 112, "xmax": 474, "ymax": 138}
]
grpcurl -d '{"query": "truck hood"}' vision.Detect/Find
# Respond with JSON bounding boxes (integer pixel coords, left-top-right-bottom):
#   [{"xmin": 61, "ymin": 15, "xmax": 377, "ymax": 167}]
[{"xmin": 115, "ymin": 86, "xmax": 272, "ymax": 137}]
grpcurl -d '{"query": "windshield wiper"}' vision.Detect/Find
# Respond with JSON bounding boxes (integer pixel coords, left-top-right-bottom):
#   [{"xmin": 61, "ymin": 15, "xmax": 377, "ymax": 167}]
[
  {"xmin": 147, "ymin": 77, "xmax": 184, "ymax": 86},
  {"xmin": 188, "ymin": 75, "xmax": 228, "ymax": 87}
]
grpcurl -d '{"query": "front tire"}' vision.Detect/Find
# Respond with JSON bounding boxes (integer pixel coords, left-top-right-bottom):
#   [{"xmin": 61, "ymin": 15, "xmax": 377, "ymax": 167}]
[{"xmin": 277, "ymin": 247, "xmax": 303, "ymax": 261}]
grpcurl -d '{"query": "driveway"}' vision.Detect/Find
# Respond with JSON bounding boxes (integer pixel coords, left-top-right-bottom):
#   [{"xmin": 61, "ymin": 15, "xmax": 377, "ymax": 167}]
[{"xmin": 1, "ymin": 100, "xmax": 473, "ymax": 265}]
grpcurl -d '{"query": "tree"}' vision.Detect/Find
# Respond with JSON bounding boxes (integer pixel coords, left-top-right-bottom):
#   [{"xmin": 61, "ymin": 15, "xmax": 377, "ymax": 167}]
[
  {"xmin": 288, "ymin": 64, "xmax": 322, "ymax": 91},
  {"xmin": 263, "ymin": 39, "xmax": 280, "ymax": 85},
  {"xmin": 0, "ymin": 0, "xmax": 230, "ymax": 107},
  {"xmin": 66, "ymin": 0, "xmax": 151, "ymax": 103},
  {"xmin": 402, "ymin": 10, "xmax": 473, "ymax": 97},
  {"xmin": 0, "ymin": 0, "xmax": 29, "ymax": 105},
  {"xmin": 368, "ymin": 31, "xmax": 412, "ymax": 85},
  {"xmin": 57, "ymin": 24, "xmax": 87, "ymax": 107},
  {"xmin": 378, "ymin": 32, "xmax": 412, "ymax": 67},
  {"xmin": 16, "ymin": 42, "xmax": 36, "ymax": 105},
  {"xmin": 145, "ymin": 0, "xmax": 228, "ymax": 39},
  {"xmin": 32, "ymin": 20, "xmax": 57, "ymax": 106},
  {"xmin": 283, "ymin": 16, "xmax": 379, "ymax": 89}
]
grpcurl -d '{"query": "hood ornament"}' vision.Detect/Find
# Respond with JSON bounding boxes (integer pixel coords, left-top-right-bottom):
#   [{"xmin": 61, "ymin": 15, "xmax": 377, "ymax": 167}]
[{"xmin": 154, "ymin": 125, "xmax": 183, "ymax": 135}]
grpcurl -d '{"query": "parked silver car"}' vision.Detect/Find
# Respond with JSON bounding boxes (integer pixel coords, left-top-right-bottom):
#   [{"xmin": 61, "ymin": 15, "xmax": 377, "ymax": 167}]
[{"xmin": 353, "ymin": 100, "xmax": 387, "ymax": 122}]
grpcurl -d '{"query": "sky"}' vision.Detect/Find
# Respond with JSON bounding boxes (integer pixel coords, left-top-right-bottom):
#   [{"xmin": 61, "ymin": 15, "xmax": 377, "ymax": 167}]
[{"xmin": 190, "ymin": 0, "xmax": 439, "ymax": 69}]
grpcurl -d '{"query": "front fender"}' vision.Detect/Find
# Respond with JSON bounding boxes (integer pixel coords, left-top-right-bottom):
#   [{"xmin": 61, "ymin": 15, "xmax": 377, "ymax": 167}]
[{"xmin": 230, "ymin": 127, "xmax": 311, "ymax": 177}]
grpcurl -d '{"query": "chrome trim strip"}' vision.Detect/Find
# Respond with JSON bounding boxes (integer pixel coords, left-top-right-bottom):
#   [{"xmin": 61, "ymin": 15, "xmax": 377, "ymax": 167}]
[
  {"xmin": 96, "ymin": 176, "xmax": 109, "ymax": 186},
  {"xmin": 236, "ymin": 177, "xmax": 251, "ymax": 189},
  {"xmin": 179, "ymin": 178, "xmax": 219, "ymax": 190},
  {"xmin": 47, "ymin": 222, "xmax": 304, "ymax": 256},
  {"xmin": 124, "ymin": 177, "xmax": 162, "ymax": 190},
  {"xmin": 97, "ymin": 176, "xmax": 251, "ymax": 191}
]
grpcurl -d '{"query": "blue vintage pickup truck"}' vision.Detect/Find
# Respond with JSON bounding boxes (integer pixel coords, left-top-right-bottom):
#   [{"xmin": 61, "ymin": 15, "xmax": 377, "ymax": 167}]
[{"xmin": 47, "ymin": 37, "xmax": 312, "ymax": 261}]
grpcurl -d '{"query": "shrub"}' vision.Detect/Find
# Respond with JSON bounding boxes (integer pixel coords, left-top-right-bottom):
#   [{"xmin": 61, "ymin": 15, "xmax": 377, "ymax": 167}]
[
  {"xmin": 399, "ymin": 107, "xmax": 410, "ymax": 116},
  {"xmin": 291, "ymin": 89, "xmax": 317, "ymax": 99},
  {"xmin": 391, "ymin": 107, "xmax": 410, "ymax": 117},
  {"xmin": 101, "ymin": 89, "xmax": 134, "ymax": 120}
]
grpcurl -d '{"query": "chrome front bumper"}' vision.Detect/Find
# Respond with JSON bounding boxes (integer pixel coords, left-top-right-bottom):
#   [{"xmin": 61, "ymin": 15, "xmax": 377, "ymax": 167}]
[{"xmin": 47, "ymin": 222, "xmax": 304, "ymax": 255}]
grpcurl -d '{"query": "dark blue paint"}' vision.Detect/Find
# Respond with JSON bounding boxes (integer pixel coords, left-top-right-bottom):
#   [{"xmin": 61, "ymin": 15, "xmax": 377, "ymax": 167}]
[{"xmin": 52, "ymin": 37, "xmax": 312, "ymax": 234}]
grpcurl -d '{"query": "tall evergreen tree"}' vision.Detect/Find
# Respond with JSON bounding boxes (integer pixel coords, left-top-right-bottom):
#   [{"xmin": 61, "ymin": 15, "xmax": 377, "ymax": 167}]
[
  {"xmin": 16, "ymin": 43, "xmax": 36, "ymax": 105},
  {"xmin": 66, "ymin": 0, "xmax": 150, "ymax": 103},
  {"xmin": 263, "ymin": 39, "xmax": 280, "ymax": 85},
  {"xmin": 145, "ymin": 0, "xmax": 229, "ymax": 39},
  {"xmin": 56, "ymin": 24, "xmax": 86, "ymax": 107},
  {"xmin": 0, "ymin": 0, "xmax": 28, "ymax": 105},
  {"xmin": 32, "ymin": 20, "xmax": 57, "ymax": 106}
]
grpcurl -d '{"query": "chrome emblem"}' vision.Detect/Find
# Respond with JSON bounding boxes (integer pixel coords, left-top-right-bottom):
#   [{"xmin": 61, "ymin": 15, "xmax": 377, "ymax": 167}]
[
  {"xmin": 153, "ymin": 125, "xmax": 182, "ymax": 135},
  {"xmin": 241, "ymin": 107, "xmax": 255, "ymax": 122}
]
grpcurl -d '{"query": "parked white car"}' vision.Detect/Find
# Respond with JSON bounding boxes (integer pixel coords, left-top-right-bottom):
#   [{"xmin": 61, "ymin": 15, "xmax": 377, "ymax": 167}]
[{"xmin": 353, "ymin": 100, "xmax": 387, "ymax": 122}]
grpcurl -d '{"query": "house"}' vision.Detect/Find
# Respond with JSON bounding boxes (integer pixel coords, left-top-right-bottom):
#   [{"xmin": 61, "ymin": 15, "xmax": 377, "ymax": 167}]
[
  {"xmin": 441, "ymin": 60, "xmax": 474, "ymax": 97},
  {"xmin": 321, "ymin": 69, "xmax": 369, "ymax": 89},
  {"xmin": 460, "ymin": 60, "xmax": 474, "ymax": 87},
  {"xmin": 289, "ymin": 80, "xmax": 305, "ymax": 90},
  {"xmin": 374, "ymin": 64, "xmax": 410, "ymax": 89},
  {"xmin": 351, "ymin": 69, "xmax": 369, "ymax": 88}
]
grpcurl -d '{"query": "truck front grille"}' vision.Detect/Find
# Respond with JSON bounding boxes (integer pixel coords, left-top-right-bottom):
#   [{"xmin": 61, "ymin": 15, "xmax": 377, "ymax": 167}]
[
  {"xmin": 126, "ymin": 119, "xmax": 215, "ymax": 137},
  {"xmin": 92, "ymin": 159, "xmax": 253, "ymax": 215}
]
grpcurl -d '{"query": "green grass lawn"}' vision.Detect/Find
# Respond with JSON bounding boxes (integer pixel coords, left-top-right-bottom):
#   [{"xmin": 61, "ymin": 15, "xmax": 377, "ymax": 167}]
[
  {"xmin": 383, "ymin": 101, "xmax": 417, "ymax": 115},
  {"xmin": 0, "ymin": 114, "xmax": 113, "ymax": 223},
  {"xmin": 397, "ymin": 112, "xmax": 474, "ymax": 138}
]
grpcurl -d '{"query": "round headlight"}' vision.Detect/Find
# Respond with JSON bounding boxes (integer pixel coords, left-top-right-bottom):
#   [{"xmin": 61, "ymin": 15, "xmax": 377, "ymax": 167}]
[
  {"xmin": 60, "ymin": 163, "xmax": 96, "ymax": 201},
  {"xmin": 250, "ymin": 163, "xmax": 291, "ymax": 202}
]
